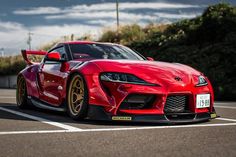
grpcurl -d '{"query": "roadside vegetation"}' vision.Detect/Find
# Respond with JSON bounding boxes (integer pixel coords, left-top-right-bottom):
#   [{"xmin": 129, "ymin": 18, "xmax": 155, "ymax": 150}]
[
  {"xmin": 0, "ymin": 3, "xmax": 235, "ymax": 100},
  {"xmin": 0, "ymin": 55, "xmax": 25, "ymax": 75}
]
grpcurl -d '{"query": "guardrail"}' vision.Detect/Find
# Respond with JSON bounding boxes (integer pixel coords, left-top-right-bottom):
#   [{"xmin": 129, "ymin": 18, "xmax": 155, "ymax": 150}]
[{"xmin": 0, "ymin": 75, "xmax": 17, "ymax": 88}]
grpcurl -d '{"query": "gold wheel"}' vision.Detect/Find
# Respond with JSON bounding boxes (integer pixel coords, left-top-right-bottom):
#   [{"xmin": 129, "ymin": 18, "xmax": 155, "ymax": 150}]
[
  {"xmin": 16, "ymin": 76, "xmax": 27, "ymax": 107},
  {"xmin": 68, "ymin": 75, "xmax": 85, "ymax": 116}
]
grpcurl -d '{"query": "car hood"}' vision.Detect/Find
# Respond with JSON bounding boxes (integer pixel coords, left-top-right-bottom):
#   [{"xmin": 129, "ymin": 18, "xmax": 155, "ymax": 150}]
[{"xmin": 90, "ymin": 59, "xmax": 202, "ymax": 86}]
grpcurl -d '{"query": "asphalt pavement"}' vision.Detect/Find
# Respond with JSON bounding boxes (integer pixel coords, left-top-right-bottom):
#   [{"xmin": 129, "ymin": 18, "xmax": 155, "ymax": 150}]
[{"xmin": 0, "ymin": 89, "xmax": 235, "ymax": 157}]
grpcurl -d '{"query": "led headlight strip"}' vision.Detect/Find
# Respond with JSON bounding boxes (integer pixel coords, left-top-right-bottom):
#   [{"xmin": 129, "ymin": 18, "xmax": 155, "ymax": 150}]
[{"xmin": 100, "ymin": 72, "xmax": 156, "ymax": 86}]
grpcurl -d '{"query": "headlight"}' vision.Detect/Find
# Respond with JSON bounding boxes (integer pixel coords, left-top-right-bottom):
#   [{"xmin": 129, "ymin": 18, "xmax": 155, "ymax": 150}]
[
  {"xmin": 100, "ymin": 72, "xmax": 155, "ymax": 86},
  {"xmin": 196, "ymin": 75, "xmax": 208, "ymax": 87}
]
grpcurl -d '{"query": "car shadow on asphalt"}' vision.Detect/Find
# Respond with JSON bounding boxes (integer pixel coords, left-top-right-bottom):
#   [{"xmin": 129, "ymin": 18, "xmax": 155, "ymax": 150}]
[{"xmin": 0, "ymin": 103, "xmax": 209, "ymax": 127}]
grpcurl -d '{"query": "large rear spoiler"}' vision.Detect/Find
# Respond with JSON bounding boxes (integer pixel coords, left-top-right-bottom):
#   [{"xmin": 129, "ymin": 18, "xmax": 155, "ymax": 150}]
[{"xmin": 21, "ymin": 50, "xmax": 47, "ymax": 65}]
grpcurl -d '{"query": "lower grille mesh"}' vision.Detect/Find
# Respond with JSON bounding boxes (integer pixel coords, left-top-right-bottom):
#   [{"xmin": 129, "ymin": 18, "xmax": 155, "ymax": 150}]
[{"xmin": 164, "ymin": 95, "xmax": 188, "ymax": 113}]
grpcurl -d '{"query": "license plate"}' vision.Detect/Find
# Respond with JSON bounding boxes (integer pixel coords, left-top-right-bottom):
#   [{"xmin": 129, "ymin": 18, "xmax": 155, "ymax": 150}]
[{"xmin": 196, "ymin": 94, "xmax": 210, "ymax": 108}]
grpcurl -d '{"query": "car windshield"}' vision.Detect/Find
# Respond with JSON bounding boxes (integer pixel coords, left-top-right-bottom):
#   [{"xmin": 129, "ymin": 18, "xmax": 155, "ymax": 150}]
[{"xmin": 69, "ymin": 43, "xmax": 145, "ymax": 60}]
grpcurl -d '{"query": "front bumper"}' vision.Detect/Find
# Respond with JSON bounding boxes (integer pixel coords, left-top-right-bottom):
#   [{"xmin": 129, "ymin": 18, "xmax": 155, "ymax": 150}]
[{"xmin": 87, "ymin": 105, "xmax": 217, "ymax": 124}]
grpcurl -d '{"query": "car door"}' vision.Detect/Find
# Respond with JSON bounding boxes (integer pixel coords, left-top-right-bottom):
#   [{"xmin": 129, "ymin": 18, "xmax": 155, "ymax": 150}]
[{"xmin": 38, "ymin": 46, "xmax": 69, "ymax": 106}]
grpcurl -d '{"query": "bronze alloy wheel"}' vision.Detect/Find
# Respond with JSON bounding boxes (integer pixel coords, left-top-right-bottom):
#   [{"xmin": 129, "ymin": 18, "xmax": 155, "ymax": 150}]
[
  {"xmin": 67, "ymin": 74, "xmax": 88, "ymax": 119},
  {"xmin": 16, "ymin": 76, "xmax": 28, "ymax": 108}
]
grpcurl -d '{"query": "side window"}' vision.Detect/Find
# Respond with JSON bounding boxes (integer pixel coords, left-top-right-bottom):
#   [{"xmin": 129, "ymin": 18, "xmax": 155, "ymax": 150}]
[
  {"xmin": 51, "ymin": 47, "xmax": 67, "ymax": 60},
  {"xmin": 45, "ymin": 46, "xmax": 67, "ymax": 64}
]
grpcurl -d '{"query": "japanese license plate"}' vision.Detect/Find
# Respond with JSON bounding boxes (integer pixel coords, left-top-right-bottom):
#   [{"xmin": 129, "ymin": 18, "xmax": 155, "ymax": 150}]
[{"xmin": 196, "ymin": 94, "xmax": 210, "ymax": 108}]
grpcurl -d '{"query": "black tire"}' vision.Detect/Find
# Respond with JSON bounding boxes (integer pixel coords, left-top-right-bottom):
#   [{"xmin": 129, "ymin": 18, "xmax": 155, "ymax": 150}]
[
  {"xmin": 66, "ymin": 73, "xmax": 88, "ymax": 120},
  {"xmin": 16, "ymin": 76, "xmax": 28, "ymax": 109}
]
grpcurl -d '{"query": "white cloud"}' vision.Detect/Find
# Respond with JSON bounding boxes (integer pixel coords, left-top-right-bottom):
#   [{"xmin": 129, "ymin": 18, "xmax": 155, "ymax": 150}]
[
  {"xmin": 119, "ymin": 2, "xmax": 201, "ymax": 10},
  {"xmin": 154, "ymin": 12, "xmax": 201, "ymax": 19},
  {"xmin": 13, "ymin": 7, "xmax": 61, "ymax": 15},
  {"xmin": 45, "ymin": 11, "xmax": 156, "ymax": 22},
  {"xmin": 45, "ymin": 11, "xmax": 197, "ymax": 26},
  {"xmin": 13, "ymin": 2, "xmax": 202, "ymax": 16},
  {"xmin": 4, "ymin": 2, "xmax": 204, "ymax": 55},
  {"xmin": 87, "ymin": 19, "xmax": 111, "ymax": 25},
  {"xmin": 0, "ymin": 20, "xmax": 24, "ymax": 31},
  {"xmin": 0, "ymin": 20, "xmax": 28, "ymax": 55},
  {"xmin": 0, "ymin": 20, "xmax": 101, "ymax": 56},
  {"xmin": 32, "ymin": 24, "xmax": 100, "ymax": 39},
  {"xmin": 68, "ymin": 2, "xmax": 201, "ymax": 12},
  {"xmin": 41, "ymin": 2, "xmax": 201, "ymax": 26}
]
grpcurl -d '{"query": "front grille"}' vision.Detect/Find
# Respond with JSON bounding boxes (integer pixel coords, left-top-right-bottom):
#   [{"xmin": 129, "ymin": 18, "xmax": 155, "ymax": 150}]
[{"xmin": 164, "ymin": 95, "xmax": 188, "ymax": 113}]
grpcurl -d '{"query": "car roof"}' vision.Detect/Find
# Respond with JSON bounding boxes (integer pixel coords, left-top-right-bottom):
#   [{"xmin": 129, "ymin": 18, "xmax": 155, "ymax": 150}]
[
  {"xmin": 50, "ymin": 41, "xmax": 120, "ymax": 51},
  {"xmin": 61, "ymin": 41, "xmax": 115, "ymax": 45},
  {"xmin": 63, "ymin": 41, "xmax": 98, "ymax": 44}
]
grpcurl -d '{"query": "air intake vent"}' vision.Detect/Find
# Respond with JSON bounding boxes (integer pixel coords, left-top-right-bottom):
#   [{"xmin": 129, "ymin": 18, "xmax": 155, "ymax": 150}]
[
  {"xmin": 119, "ymin": 94, "xmax": 156, "ymax": 110},
  {"xmin": 164, "ymin": 95, "xmax": 188, "ymax": 113}
]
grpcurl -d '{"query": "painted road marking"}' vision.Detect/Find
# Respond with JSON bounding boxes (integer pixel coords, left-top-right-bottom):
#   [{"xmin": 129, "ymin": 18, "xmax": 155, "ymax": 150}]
[
  {"xmin": 216, "ymin": 117, "xmax": 236, "ymax": 122},
  {"xmin": 0, "ymin": 106, "xmax": 81, "ymax": 131},
  {"xmin": 0, "ymin": 130, "xmax": 67, "ymax": 135},
  {"xmin": 215, "ymin": 102, "xmax": 236, "ymax": 105},
  {"xmin": 0, "ymin": 97, "xmax": 16, "ymax": 99},
  {"xmin": 0, "ymin": 122, "xmax": 236, "ymax": 135},
  {"xmin": 81, "ymin": 123, "xmax": 236, "ymax": 132},
  {"xmin": 215, "ymin": 106, "xmax": 236, "ymax": 109}
]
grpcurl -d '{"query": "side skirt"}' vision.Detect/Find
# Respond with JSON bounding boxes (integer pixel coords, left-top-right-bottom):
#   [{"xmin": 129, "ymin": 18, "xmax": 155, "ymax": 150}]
[{"xmin": 28, "ymin": 96, "xmax": 66, "ymax": 112}]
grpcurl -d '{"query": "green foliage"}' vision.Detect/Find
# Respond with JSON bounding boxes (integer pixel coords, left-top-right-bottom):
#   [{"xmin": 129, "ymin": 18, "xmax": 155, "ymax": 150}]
[
  {"xmin": 99, "ymin": 24, "xmax": 166, "ymax": 45},
  {"xmin": 0, "ymin": 55, "xmax": 26, "ymax": 75}
]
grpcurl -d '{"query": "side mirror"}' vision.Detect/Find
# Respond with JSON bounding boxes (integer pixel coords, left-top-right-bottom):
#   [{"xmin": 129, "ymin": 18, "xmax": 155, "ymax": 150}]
[
  {"xmin": 147, "ymin": 57, "xmax": 154, "ymax": 61},
  {"xmin": 45, "ymin": 52, "xmax": 66, "ymax": 62}
]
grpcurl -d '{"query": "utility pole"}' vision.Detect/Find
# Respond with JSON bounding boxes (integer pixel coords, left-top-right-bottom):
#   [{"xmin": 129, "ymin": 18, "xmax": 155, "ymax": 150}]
[
  {"xmin": 71, "ymin": 34, "xmax": 74, "ymax": 41},
  {"xmin": 27, "ymin": 32, "xmax": 33, "ymax": 50},
  {"xmin": 0, "ymin": 48, "xmax": 4, "ymax": 57},
  {"xmin": 116, "ymin": 0, "xmax": 120, "ymax": 31}
]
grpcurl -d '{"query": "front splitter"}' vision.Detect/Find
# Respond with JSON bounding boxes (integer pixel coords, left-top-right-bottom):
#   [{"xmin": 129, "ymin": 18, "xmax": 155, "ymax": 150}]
[{"xmin": 87, "ymin": 105, "xmax": 217, "ymax": 124}]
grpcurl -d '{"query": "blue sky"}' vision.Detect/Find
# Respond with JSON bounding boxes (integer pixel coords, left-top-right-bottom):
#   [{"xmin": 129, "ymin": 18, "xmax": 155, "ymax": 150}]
[{"xmin": 0, "ymin": 0, "xmax": 235, "ymax": 55}]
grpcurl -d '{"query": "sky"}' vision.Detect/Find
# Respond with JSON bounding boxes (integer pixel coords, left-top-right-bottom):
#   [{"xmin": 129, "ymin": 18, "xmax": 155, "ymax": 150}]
[{"xmin": 0, "ymin": 0, "xmax": 235, "ymax": 56}]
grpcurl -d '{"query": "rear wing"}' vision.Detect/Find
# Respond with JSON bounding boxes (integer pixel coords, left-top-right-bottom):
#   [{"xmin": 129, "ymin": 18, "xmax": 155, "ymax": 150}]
[{"xmin": 21, "ymin": 50, "xmax": 47, "ymax": 65}]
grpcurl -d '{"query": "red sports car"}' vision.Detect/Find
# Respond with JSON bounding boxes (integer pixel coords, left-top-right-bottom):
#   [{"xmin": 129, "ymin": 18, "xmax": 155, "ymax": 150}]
[{"xmin": 17, "ymin": 41, "xmax": 217, "ymax": 123}]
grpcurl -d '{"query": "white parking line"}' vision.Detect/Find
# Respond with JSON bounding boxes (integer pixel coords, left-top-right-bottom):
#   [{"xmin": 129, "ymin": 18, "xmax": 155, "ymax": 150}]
[
  {"xmin": 0, "ymin": 104, "xmax": 236, "ymax": 135},
  {"xmin": 215, "ymin": 106, "xmax": 236, "ymax": 109},
  {"xmin": 0, "ymin": 130, "xmax": 67, "ymax": 135},
  {"xmin": 0, "ymin": 107, "xmax": 81, "ymax": 131},
  {"xmin": 215, "ymin": 102, "xmax": 236, "ymax": 105},
  {"xmin": 217, "ymin": 117, "xmax": 236, "ymax": 122},
  {"xmin": 0, "ymin": 122, "xmax": 236, "ymax": 135},
  {"xmin": 81, "ymin": 123, "xmax": 236, "ymax": 132},
  {"xmin": 0, "ymin": 97, "xmax": 16, "ymax": 99}
]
